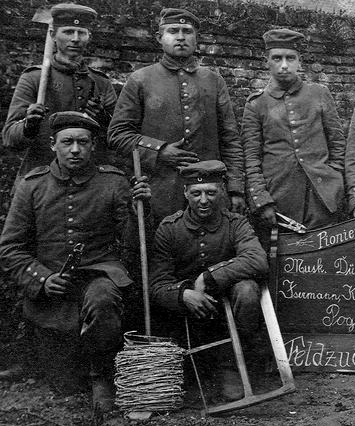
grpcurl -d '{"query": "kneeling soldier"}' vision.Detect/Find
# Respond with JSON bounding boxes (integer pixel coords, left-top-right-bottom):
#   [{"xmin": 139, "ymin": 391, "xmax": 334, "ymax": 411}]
[
  {"xmin": 0, "ymin": 112, "xmax": 151, "ymax": 412},
  {"xmin": 149, "ymin": 160, "xmax": 268, "ymax": 401}
]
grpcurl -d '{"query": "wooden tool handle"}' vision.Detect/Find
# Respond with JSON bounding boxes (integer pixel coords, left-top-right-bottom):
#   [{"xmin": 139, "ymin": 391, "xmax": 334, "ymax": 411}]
[
  {"xmin": 133, "ymin": 149, "xmax": 151, "ymax": 336},
  {"xmin": 36, "ymin": 25, "xmax": 54, "ymax": 105}
]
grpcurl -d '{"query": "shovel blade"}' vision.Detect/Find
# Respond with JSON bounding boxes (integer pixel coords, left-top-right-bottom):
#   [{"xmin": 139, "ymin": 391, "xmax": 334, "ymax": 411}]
[{"xmin": 32, "ymin": 6, "xmax": 52, "ymax": 24}]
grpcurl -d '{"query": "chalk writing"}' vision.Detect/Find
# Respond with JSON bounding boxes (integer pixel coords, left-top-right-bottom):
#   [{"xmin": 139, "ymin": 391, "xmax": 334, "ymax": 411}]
[
  {"xmin": 279, "ymin": 280, "xmax": 341, "ymax": 303},
  {"xmin": 318, "ymin": 228, "xmax": 355, "ymax": 250},
  {"xmin": 322, "ymin": 304, "xmax": 355, "ymax": 333},
  {"xmin": 283, "ymin": 257, "xmax": 326, "ymax": 274},
  {"xmin": 285, "ymin": 335, "xmax": 355, "ymax": 369},
  {"xmin": 334, "ymin": 256, "xmax": 355, "ymax": 275}
]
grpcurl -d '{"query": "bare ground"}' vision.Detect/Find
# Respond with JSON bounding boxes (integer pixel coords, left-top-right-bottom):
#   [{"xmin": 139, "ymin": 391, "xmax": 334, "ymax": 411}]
[{"xmin": 1, "ymin": 371, "xmax": 355, "ymax": 426}]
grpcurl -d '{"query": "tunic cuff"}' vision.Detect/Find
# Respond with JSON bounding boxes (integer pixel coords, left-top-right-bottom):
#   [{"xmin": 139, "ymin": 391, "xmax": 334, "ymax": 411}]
[{"xmin": 24, "ymin": 262, "xmax": 54, "ymax": 300}]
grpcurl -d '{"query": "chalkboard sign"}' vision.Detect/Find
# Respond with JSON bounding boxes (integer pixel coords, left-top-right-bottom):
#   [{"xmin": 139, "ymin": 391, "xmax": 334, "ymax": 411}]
[{"xmin": 276, "ymin": 219, "xmax": 355, "ymax": 372}]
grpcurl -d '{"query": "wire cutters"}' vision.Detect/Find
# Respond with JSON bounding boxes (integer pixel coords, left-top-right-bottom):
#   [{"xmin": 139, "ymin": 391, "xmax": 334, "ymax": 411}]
[{"xmin": 276, "ymin": 212, "xmax": 307, "ymax": 234}]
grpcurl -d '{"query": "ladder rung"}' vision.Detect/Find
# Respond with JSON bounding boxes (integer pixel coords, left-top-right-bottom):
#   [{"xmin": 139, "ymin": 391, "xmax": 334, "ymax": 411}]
[{"xmin": 186, "ymin": 338, "xmax": 232, "ymax": 355}]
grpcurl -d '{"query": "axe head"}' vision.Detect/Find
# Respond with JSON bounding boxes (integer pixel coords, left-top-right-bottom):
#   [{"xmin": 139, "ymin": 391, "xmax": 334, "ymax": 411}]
[{"xmin": 32, "ymin": 6, "xmax": 52, "ymax": 25}]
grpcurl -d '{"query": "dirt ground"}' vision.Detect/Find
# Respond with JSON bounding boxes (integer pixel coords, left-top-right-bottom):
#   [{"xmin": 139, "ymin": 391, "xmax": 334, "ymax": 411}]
[{"xmin": 1, "ymin": 370, "xmax": 355, "ymax": 426}]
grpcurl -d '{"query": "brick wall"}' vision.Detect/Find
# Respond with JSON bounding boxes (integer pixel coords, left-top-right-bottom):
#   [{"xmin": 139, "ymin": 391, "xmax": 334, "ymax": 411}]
[
  {"xmin": 2, "ymin": 0, "xmax": 355, "ymax": 225},
  {"xmin": 1, "ymin": 0, "xmax": 355, "ymax": 348}
]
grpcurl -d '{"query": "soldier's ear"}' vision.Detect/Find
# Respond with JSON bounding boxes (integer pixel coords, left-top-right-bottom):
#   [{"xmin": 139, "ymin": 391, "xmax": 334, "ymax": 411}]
[
  {"xmin": 50, "ymin": 136, "xmax": 56, "ymax": 152},
  {"xmin": 183, "ymin": 185, "xmax": 189, "ymax": 200},
  {"xmin": 156, "ymin": 29, "xmax": 163, "ymax": 45}
]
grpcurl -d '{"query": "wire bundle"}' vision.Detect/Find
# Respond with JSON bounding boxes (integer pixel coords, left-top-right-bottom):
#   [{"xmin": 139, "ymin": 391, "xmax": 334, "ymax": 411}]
[{"xmin": 114, "ymin": 338, "xmax": 185, "ymax": 413}]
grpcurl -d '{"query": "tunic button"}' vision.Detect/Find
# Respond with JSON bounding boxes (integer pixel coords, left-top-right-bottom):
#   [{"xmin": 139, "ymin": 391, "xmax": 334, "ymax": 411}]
[
  {"xmin": 183, "ymin": 93, "xmax": 188, "ymax": 97},
  {"xmin": 200, "ymin": 231, "xmax": 205, "ymax": 236},
  {"xmin": 180, "ymin": 71, "xmax": 184, "ymax": 76},
  {"xmin": 200, "ymin": 253, "xmax": 206, "ymax": 258},
  {"xmin": 292, "ymin": 130, "xmax": 297, "ymax": 133},
  {"xmin": 184, "ymin": 105, "xmax": 189, "ymax": 110},
  {"xmin": 76, "ymin": 86, "xmax": 82, "ymax": 90},
  {"xmin": 146, "ymin": 143, "xmax": 151, "ymax": 148},
  {"xmin": 68, "ymin": 229, "xmax": 73, "ymax": 234},
  {"xmin": 295, "ymin": 149, "xmax": 299, "ymax": 153},
  {"xmin": 200, "ymin": 242, "xmax": 205, "ymax": 247},
  {"xmin": 256, "ymin": 203, "xmax": 261, "ymax": 207},
  {"xmin": 68, "ymin": 205, "xmax": 73, "ymax": 210},
  {"xmin": 253, "ymin": 196, "xmax": 257, "ymax": 200},
  {"xmin": 182, "ymin": 82, "xmax": 187, "ymax": 86},
  {"xmin": 186, "ymin": 68, "xmax": 190, "ymax": 71},
  {"xmin": 68, "ymin": 195, "xmax": 73, "ymax": 199},
  {"xmin": 185, "ymin": 116, "xmax": 190, "ymax": 121},
  {"xmin": 77, "ymin": 96, "xmax": 83, "ymax": 100},
  {"xmin": 40, "ymin": 277, "xmax": 45, "ymax": 283},
  {"xmin": 185, "ymin": 129, "xmax": 190, "ymax": 134},
  {"xmin": 26, "ymin": 267, "xmax": 31, "ymax": 272},
  {"xmin": 68, "ymin": 218, "xmax": 74, "ymax": 222},
  {"xmin": 294, "ymin": 139, "xmax": 299, "ymax": 143},
  {"xmin": 299, "ymin": 158, "xmax": 304, "ymax": 162},
  {"xmin": 290, "ymin": 120, "xmax": 295, "ymax": 124},
  {"xmin": 33, "ymin": 272, "xmax": 38, "ymax": 277},
  {"xmin": 68, "ymin": 240, "xmax": 74, "ymax": 245},
  {"xmin": 290, "ymin": 110, "xmax": 294, "ymax": 114}
]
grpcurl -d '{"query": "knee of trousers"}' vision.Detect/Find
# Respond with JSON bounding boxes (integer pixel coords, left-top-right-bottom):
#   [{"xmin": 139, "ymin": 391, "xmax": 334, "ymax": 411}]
[
  {"xmin": 81, "ymin": 277, "xmax": 124, "ymax": 324},
  {"xmin": 229, "ymin": 279, "xmax": 260, "ymax": 308}
]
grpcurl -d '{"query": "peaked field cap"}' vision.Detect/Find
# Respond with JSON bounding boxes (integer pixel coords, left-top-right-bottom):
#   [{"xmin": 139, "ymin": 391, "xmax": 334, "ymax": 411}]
[
  {"xmin": 49, "ymin": 111, "xmax": 100, "ymax": 135},
  {"xmin": 159, "ymin": 8, "xmax": 200, "ymax": 29},
  {"xmin": 179, "ymin": 160, "xmax": 227, "ymax": 185},
  {"xmin": 263, "ymin": 28, "xmax": 305, "ymax": 51},
  {"xmin": 51, "ymin": 3, "xmax": 97, "ymax": 27}
]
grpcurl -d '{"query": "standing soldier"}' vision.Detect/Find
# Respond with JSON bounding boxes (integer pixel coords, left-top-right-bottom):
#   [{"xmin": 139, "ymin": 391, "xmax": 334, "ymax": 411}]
[
  {"xmin": 242, "ymin": 29, "xmax": 345, "ymax": 233},
  {"xmin": 108, "ymin": 8, "xmax": 245, "ymax": 227},
  {"xmin": 2, "ymin": 3, "xmax": 117, "ymax": 187}
]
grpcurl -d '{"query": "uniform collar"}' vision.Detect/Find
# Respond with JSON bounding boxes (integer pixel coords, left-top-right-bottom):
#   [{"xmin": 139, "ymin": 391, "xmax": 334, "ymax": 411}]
[
  {"xmin": 52, "ymin": 55, "xmax": 89, "ymax": 75},
  {"xmin": 160, "ymin": 54, "xmax": 199, "ymax": 73},
  {"xmin": 50, "ymin": 159, "xmax": 97, "ymax": 184},
  {"xmin": 183, "ymin": 207, "xmax": 223, "ymax": 232},
  {"xmin": 266, "ymin": 76, "xmax": 303, "ymax": 99}
]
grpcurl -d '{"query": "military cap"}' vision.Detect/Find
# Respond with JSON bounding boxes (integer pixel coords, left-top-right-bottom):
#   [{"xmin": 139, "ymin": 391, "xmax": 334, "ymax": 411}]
[
  {"xmin": 159, "ymin": 8, "xmax": 200, "ymax": 30},
  {"xmin": 51, "ymin": 3, "xmax": 97, "ymax": 28},
  {"xmin": 179, "ymin": 160, "xmax": 227, "ymax": 185},
  {"xmin": 263, "ymin": 28, "xmax": 305, "ymax": 51},
  {"xmin": 49, "ymin": 111, "xmax": 100, "ymax": 135}
]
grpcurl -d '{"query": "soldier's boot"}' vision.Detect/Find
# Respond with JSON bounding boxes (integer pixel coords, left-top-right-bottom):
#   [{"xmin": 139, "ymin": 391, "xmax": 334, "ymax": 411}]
[
  {"xmin": 92, "ymin": 376, "xmax": 115, "ymax": 413},
  {"xmin": 90, "ymin": 354, "xmax": 115, "ymax": 413},
  {"xmin": 219, "ymin": 366, "xmax": 244, "ymax": 401}
]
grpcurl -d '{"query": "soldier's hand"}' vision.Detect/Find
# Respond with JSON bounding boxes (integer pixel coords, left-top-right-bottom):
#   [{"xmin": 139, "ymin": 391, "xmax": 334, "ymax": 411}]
[
  {"xmin": 183, "ymin": 289, "xmax": 218, "ymax": 320},
  {"xmin": 84, "ymin": 96, "xmax": 110, "ymax": 126},
  {"xmin": 24, "ymin": 103, "xmax": 46, "ymax": 136},
  {"xmin": 229, "ymin": 195, "xmax": 246, "ymax": 214},
  {"xmin": 131, "ymin": 176, "xmax": 151, "ymax": 202},
  {"xmin": 158, "ymin": 139, "xmax": 199, "ymax": 167},
  {"xmin": 44, "ymin": 273, "xmax": 73, "ymax": 297},
  {"xmin": 259, "ymin": 205, "xmax": 277, "ymax": 226}
]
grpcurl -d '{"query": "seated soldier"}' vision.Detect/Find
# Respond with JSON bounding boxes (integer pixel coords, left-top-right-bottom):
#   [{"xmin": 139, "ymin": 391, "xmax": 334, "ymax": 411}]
[
  {"xmin": 0, "ymin": 111, "xmax": 151, "ymax": 413},
  {"xmin": 149, "ymin": 160, "xmax": 268, "ymax": 402}
]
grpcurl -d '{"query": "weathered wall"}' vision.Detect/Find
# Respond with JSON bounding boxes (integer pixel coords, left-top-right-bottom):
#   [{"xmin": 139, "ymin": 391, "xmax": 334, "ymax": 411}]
[{"xmin": 1, "ymin": 0, "xmax": 355, "ymax": 347}]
